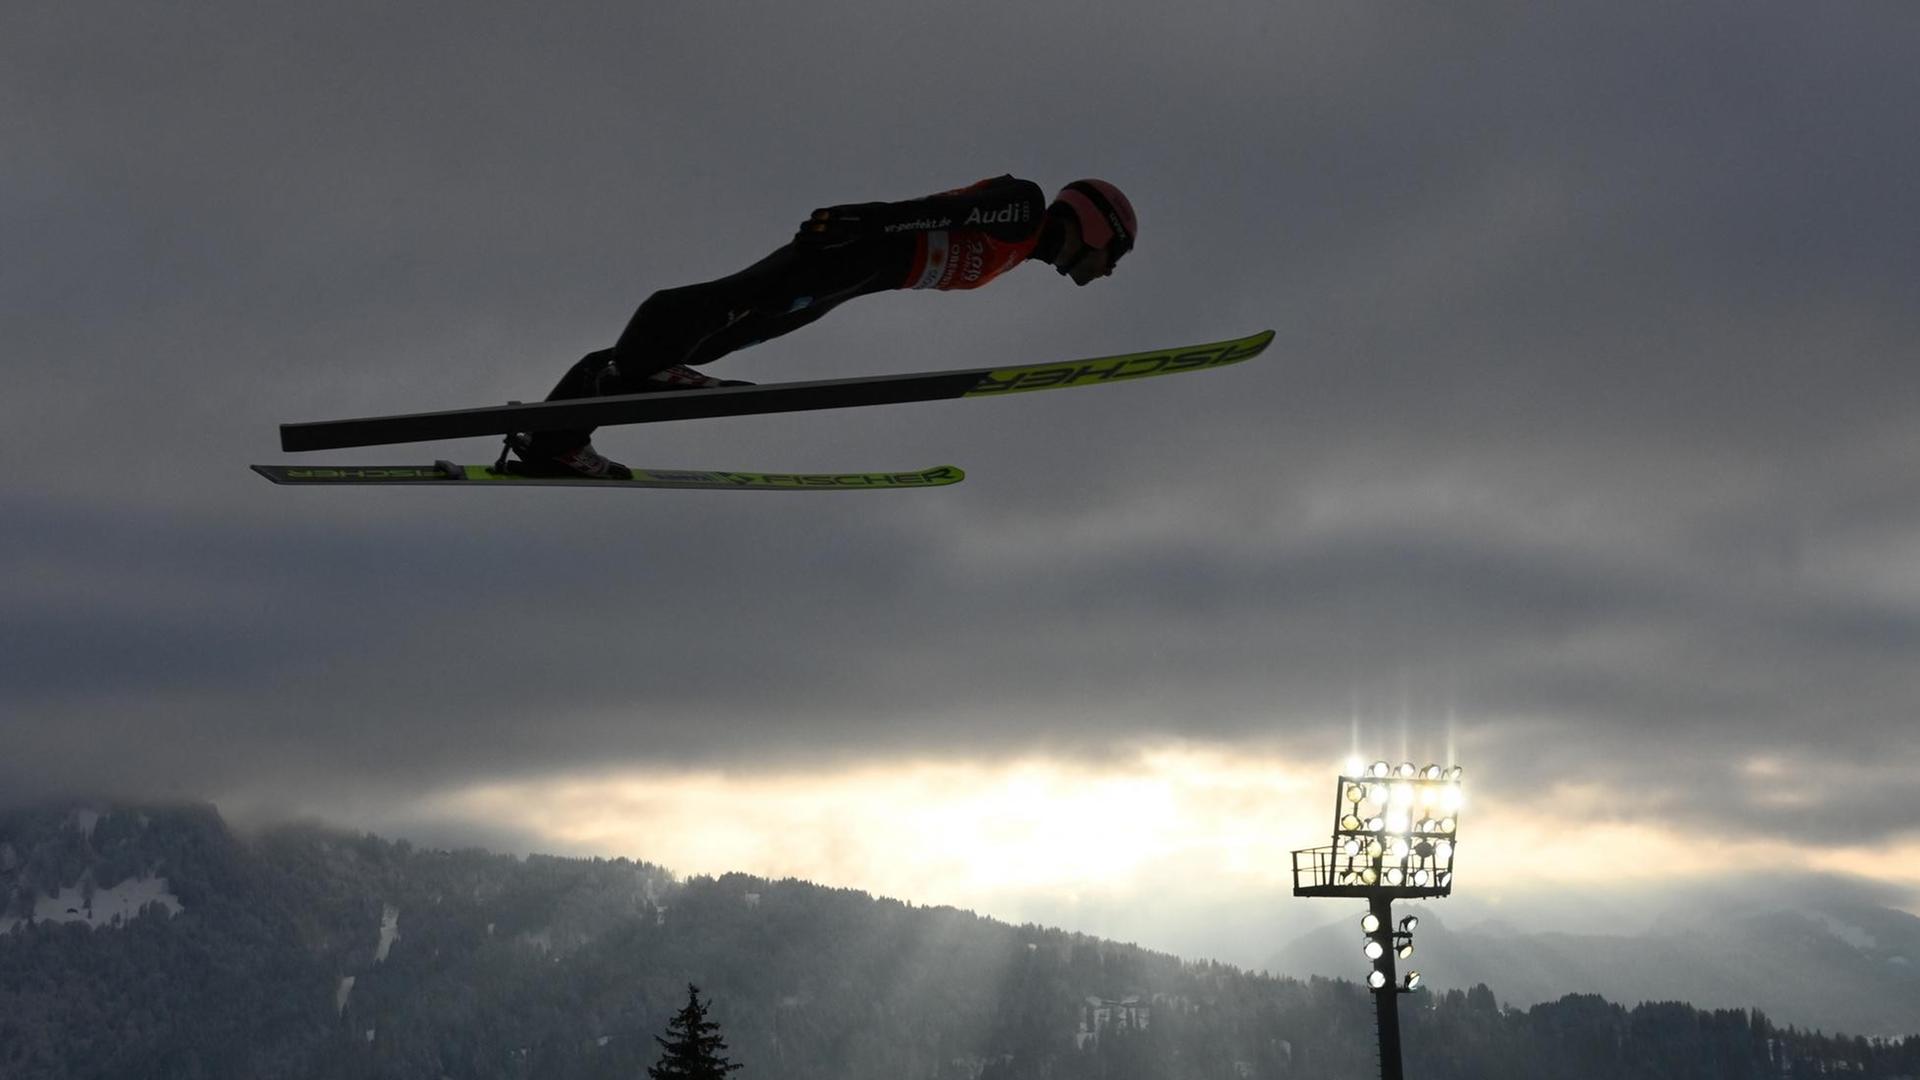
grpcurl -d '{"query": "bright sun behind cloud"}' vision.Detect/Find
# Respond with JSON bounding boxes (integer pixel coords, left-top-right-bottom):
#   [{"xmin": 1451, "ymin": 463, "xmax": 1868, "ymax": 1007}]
[
  {"xmin": 407, "ymin": 742, "xmax": 1920, "ymax": 925},
  {"xmin": 426, "ymin": 745, "xmax": 1329, "ymax": 909}
]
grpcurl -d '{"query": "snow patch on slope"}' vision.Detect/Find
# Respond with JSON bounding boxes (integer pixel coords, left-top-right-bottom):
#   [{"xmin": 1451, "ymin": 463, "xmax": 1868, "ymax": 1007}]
[
  {"xmin": 0, "ymin": 875, "xmax": 183, "ymax": 934},
  {"xmin": 1807, "ymin": 911, "xmax": 1877, "ymax": 951},
  {"xmin": 376, "ymin": 904, "xmax": 399, "ymax": 962},
  {"xmin": 70, "ymin": 809, "xmax": 101, "ymax": 838}
]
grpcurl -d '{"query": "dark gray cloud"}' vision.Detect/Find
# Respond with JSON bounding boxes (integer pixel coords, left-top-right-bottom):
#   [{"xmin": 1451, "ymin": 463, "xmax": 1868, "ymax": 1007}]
[{"xmin": 4, "ymin": 0, "xmax": 1919, "ymax": 889}]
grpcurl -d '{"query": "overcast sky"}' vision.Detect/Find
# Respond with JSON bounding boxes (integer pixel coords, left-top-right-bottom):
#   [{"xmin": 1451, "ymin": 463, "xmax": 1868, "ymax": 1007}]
[{"xmin": 5, "ymin": 0, "xmax": 1919, "ymax": 969}]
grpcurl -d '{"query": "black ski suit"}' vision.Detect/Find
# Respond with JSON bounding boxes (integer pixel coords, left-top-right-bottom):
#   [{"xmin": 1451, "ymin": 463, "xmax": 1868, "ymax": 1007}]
[{"xmin": 531, "ymin": 175, "xmax": 1050, "ymax": 451}]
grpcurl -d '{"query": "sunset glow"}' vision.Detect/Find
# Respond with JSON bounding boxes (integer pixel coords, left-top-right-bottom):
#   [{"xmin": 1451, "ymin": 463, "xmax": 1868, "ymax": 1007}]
[
  {"xmin": 429, "ymin": 745, "xmax": 1327, "ymax": 909},
  {"xmin": 417, "ymin": 746, "xmax": 1920, "ymax": 918}
]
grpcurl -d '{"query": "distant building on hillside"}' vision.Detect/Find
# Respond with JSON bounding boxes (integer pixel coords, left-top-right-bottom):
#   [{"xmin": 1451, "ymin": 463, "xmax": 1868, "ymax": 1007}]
[{"xmin": 1075, "ymin": 995, "xmax": 1152, "ymax": 1048}]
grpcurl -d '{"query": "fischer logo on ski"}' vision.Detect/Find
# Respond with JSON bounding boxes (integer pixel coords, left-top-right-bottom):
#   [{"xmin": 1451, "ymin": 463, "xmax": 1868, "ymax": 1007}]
[
  {"xmin": 966, "ymin": 336, "xmax": 1267, "ymax": 395},
  {"xmin": 284, "ymin": 467, "xmax": 445, "ymax": 480},
  {"xmin": 733, "ymin": 466, "xmax": 963, "ymax": 488}
]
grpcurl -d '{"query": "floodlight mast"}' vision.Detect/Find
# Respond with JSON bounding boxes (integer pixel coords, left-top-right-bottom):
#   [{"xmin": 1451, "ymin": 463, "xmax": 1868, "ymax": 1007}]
[{"xmin": 1293, "ymin": 762, "xmax": 1463, "ymax": 1080}]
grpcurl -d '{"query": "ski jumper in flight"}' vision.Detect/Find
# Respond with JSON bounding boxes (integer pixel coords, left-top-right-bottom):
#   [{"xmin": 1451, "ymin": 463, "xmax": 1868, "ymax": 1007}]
[{"xmin": 514, "ymin": 176, "xmax": 1138, "ymax": 478}]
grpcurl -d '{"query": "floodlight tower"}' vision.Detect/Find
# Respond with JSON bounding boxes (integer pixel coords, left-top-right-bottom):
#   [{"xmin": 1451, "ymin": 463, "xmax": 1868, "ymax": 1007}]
[{"xmin": 1293, "ymin": 761, "xmax": 1463, "ymax": 1080}]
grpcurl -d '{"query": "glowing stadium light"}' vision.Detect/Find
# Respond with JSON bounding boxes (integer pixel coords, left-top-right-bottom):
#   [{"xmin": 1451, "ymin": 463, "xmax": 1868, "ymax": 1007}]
[
  {"xmin": 1308, "ymin": 762, "xmax": 1461, "ymax": 903},
  {"xmin": 1293, "ymin": 758, "xmax": 1465, "ymax": 1080},
  {"xmin": 1297, "ymin": 757, "xmax": 1459, "ymax": 1076}
]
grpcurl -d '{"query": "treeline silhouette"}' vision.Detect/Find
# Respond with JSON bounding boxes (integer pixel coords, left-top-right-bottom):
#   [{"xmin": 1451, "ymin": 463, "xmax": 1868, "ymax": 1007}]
[{"xmin": 2, "ymin": 805, "xmax": 1914, "ymax": 1079}]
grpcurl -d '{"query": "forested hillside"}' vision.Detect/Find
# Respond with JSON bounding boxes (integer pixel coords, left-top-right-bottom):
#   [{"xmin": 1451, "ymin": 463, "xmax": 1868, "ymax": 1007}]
[{"xmin": 2, "ymin": 804, "xmax": 1914, "ymax": 1079}]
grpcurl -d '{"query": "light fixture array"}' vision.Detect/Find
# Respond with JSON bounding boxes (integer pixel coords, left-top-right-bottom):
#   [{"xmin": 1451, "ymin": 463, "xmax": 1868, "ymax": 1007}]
[
  {"xmin": 1360, "ymin": 912, "xmax": 1424, "ymax": 992},
  {"xmin": 1332, "ymin": 762, "xmax": 1462, "ymax": 894}
]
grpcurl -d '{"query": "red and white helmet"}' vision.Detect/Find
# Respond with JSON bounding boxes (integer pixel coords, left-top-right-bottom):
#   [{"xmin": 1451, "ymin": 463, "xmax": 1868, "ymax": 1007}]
[{"xmin": 1051, "ymin": 179, "xmax": 1137, "ymax": 261}]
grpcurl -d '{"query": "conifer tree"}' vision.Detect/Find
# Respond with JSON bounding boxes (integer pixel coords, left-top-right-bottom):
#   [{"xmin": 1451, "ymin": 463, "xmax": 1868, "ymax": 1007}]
[{"xmin": 648, "ymin": 983, "xmax": 743, "ymax": 1080}]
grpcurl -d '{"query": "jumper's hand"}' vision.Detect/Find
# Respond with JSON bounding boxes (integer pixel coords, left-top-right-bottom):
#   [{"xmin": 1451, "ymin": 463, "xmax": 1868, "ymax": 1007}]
[{"xmin": 796, "ymin": 202, "xmax": 886, "ymax": 249}]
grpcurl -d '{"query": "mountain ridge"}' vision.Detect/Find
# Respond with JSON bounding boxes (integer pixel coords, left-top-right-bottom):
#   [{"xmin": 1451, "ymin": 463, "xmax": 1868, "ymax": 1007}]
[
  {"xmin": 1272, "ymin": 894, "xmax": 1920, "ymax": 1036},
  {"xmin": 3, "ymin": 801, "xmax": 1914, "ymax": 1080}
]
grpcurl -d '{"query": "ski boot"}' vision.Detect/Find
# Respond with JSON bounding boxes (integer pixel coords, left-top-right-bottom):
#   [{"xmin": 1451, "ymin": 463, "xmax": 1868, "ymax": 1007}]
[
  {"xmin": 498, "ymin": 433, "xmax": 633, "ymax": 480},
  {"xmin": 640, "ymin": 363, "xmax": 756, "ymax": 390}
]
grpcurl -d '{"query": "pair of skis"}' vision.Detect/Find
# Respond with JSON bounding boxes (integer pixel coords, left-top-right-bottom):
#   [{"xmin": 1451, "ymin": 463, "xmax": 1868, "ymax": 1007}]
[{"xmin": 254, "ymin": 329, "xmax": 1273, "ymax": 492}]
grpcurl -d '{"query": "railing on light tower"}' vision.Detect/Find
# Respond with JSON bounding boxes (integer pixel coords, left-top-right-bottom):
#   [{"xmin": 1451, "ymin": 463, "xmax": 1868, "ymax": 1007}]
[{"xmin": 1293, "ymin": 761, "xmax": 1464, "ymax": 1080}]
